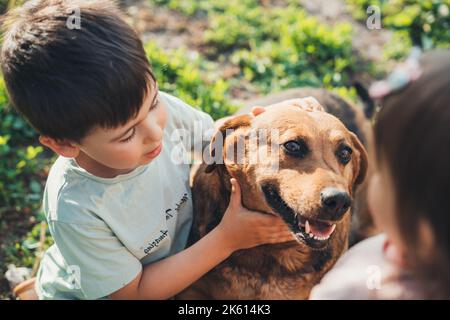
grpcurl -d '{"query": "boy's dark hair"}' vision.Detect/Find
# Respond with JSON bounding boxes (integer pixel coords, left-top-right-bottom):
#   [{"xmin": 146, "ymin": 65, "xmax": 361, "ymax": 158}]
[
  {"xmin": 1, "ymin": 0, "xmax": 155, "ymax": 142},
  {"xmin": 374, "ymin": 50, "xmax": 450, "ymax": 298}
]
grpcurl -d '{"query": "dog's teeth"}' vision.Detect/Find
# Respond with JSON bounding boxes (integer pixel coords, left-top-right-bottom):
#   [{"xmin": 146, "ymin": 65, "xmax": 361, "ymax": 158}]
[
  {"xmin": 331, "ymin": 224, "xmax": 336, "ymax": 234},
  {"xmin": 305, "ymin": 220, "xmax": 310, "ymax": 234},
  {"xmin": 309, "ymin": 233, "xmax": 331, "ymax": 241}
]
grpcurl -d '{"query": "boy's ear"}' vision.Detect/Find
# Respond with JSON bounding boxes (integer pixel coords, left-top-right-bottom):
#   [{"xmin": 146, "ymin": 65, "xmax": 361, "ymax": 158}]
[{"xmin": 39, "ymin": 136, "xmax": 80, "ymax": 158}]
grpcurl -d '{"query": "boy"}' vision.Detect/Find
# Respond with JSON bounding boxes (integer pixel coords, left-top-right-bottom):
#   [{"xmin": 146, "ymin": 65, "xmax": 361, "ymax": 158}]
[{"xmin": 1, "ymin": 0, "xmax": 293, "ymax": 299}]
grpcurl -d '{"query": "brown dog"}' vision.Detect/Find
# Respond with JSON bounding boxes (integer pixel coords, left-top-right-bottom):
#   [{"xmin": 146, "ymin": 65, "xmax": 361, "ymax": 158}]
[
  {"xmin": 238, "ymin": 88, "xmax": 377, "ymax": 244},
  {"xmin": 177, "ymin": 89, "xmax": 371, "ymax": 299}
]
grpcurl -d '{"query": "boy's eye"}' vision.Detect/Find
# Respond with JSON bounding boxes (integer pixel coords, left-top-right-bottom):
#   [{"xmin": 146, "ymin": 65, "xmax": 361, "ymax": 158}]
[
  {"xmin": 118, "ymin": 97, "xmax": 159, "ymax": 143},
  {"xmin": 120, "ymin": 127, "xmax": 136, "ymax": 143}
]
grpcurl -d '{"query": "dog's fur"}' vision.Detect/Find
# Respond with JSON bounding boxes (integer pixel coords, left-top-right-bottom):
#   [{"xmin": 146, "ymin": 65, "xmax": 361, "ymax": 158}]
[
  {"xmin": 238, "ymin": 88, "xmax": 377, "ymax": 244},
  {"xmin": 178, "ymin": 88, "xmax": 374, "ymax": 300}
]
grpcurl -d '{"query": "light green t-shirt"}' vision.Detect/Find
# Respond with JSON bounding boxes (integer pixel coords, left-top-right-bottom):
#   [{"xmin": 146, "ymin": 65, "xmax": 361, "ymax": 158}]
[{"xmin": 35, "ymin": 92, "xmax": 214, "ymax": 299}]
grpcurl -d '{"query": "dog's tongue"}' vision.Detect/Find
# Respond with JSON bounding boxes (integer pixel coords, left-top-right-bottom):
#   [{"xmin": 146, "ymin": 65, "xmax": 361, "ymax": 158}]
[{"xmin": 306, "ymin": 220, "xmax": 336, "ymax": 238}]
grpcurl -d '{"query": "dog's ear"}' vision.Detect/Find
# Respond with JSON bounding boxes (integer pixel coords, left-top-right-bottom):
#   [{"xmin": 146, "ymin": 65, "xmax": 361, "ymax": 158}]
[
  {"xmin": 204, "ymin": 114, "xmax": 253, "ymax": 173},
  {"xmin": 350, "ymin": 132, "xmax": 369, "ymax": 186}
]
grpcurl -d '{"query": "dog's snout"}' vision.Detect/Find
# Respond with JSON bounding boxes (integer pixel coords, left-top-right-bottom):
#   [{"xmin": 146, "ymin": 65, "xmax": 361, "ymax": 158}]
[{"xmin": 320, "ymin": 188, "xmax": 351, "ymax": 220}]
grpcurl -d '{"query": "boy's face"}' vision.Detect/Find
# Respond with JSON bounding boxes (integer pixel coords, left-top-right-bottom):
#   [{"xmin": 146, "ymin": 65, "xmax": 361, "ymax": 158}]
[{"xmin": 75, "ymin": 82, "xmax": 167, "ymax": 177}]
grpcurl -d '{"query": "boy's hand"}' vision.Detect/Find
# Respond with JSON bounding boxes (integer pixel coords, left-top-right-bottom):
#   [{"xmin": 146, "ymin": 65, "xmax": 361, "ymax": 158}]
[
  {"xmin": 251, "ymin": 97, "xmax": 325, "ymax": 116},
  {"xmin": 217, "ymin": 178, "xmax": 295, "ymax": 253},
  {"xmin": 111, "ymin": 180, "xmax": 293, "ymax": 300}
]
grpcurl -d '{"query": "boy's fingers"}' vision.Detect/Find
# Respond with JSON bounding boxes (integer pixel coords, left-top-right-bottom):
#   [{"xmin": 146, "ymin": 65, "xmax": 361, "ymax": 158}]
[
  {"xmin": 262, "ymin": 220, "xmax": 293, "ymax": 232},
  {"xmin": 251, "ymin": 106, "xmax": 266, "ymax": 116},
  {"xmin": 258, "ymin": 214, "xmax": 287, "ymax": 226},
  {"xmin": 243, "ymin": 206, "xmax": 289, "ymax": 228},
  {"xmin": 271, "ymin": 230, "xmax": 293, "ymax": 238},
  {"xmin": 267, "ymin": 234, "xmax": 296, "ymax": 244},
  {"xmin": 250, "ymin": 214, "xmax": 280, "ymax": 227},
  {"xmin": 267, "ymin": 226, "xmax": 292, "ymax": 235},
  {"xmin": 229, "ymin": 178, "xmax": 242, "ymax": 209}
]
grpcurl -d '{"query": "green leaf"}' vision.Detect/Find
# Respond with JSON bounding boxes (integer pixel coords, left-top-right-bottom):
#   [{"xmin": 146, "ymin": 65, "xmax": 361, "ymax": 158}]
[
  {"xmin": 0, "ymin": 135, "xmax": 10, "ymax": 146},
  {"xmin": 29, "ymin": 180, "xmax": 42, "ymax": 194},
  {"xmin": 26, "ymin": 146, "xmax": 43, "ymax": 160},
  {"xmin": 16, "ymin": 160, "xmax": 26, "ymax": 169}
]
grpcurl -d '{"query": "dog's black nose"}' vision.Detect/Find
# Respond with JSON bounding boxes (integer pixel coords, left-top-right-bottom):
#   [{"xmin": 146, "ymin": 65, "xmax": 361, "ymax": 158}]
[{"xmin": 320, "ymin": 188, "xmax": 351, "ymax": 220}]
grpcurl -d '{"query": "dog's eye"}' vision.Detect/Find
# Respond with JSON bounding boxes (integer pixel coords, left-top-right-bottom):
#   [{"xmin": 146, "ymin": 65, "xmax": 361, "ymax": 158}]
[
  {"xmin": 282, "ymin": 140, "xmax": 309, "ymax": 158},
  {"xmin": 337, "ymin": 146, "xmax": 352, "ymax": 165}
]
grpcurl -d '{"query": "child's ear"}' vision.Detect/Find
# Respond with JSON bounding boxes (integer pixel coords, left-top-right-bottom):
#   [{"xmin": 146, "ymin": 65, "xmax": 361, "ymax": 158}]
[
  {"xmin": 418, "ymin": 219, "xmax": 435, "ymax": 258},
  {"xmin": 39, "ymin": 136, "xmax": 80, "ymax": 158}
]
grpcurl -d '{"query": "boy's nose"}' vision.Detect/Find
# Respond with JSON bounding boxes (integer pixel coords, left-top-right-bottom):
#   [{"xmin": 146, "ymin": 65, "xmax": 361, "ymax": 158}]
[{"xmin": 142, "ymin": 118, "xmax": 163, "ymax": 143}]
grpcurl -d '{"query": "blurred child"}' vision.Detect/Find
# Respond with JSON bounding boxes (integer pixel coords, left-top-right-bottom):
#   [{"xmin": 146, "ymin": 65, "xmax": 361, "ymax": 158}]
[{"xmin": 310, "ymin": 49, "xmax": 450, "ymax": 299}]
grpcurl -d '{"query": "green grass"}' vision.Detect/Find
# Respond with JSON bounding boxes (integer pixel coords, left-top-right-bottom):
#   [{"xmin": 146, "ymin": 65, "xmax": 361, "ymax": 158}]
[
  {"xmin": 229, "ymin": 9, "xmax": 356, "ymax": 93},
  {"xmin": 0, "ymin": 76, "xmax": 54, "ymax": 298},
  {"xmin": 150, "ymin": 0, "xmax": 364, "ymax": 100},
  {"xmin": 145, "ymin": 42, "xmax": 238, "ymax": 119},
  {"xmin": 346, "ymin": 0, "xmax": 450, "ymax": 59},
  {"xmin": 1, "ymin": 0, "xmax": 449, "ymax": 299}
]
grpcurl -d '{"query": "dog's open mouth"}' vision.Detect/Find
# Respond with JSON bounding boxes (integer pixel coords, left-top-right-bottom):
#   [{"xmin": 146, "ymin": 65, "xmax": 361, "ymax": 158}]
[
  {"xmin": 261, "ymin": 183, "xmax": 338, "ymax": 250},
  {"xmin": 295, "ymin": 216, "xmax": 336, "ymax": 248}
]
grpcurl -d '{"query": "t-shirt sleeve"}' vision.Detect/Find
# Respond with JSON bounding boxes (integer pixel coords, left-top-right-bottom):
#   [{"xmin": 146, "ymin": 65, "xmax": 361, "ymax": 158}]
[
  {"xmin": 50, "ymin": 219, "xmax": 142, "ymax": 299},
  {"xmin": 160, "ymin": 91, "xmax": 215, "ymax": 157}
]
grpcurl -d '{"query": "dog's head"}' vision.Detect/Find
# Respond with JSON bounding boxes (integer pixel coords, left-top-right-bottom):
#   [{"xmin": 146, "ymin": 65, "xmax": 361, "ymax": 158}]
[{"xmin": 206, "ymin": 103, "xmax": 368, "ymax": 250}]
